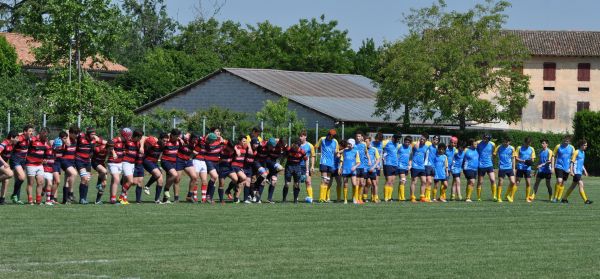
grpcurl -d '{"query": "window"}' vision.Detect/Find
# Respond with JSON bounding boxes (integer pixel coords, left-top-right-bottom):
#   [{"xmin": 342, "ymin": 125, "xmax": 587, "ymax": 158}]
[
  {"xmin": 542, "ymin": 101, "xmax": 555, "ymax": 119},
  {"xmin": 578, "ymin": 63, "xmax": 591, "ymax": 81},
  {"xmin": 577, "ymin": 102, "xmax": 590, "ymax": 112},
  {"xmin": 543, "ymin": 62, "xmax": 556, "ymax": 81},
  {"xmin": 578, "ymin": 87, "xmax": 590, "ymax": 92},
  {"xmin": 544, "ymin": 86, "xmax": 555, "ymax": 91}
]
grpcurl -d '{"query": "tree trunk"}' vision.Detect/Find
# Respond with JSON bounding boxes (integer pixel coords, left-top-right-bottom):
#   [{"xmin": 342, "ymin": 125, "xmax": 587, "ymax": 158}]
[
  {"xmin": 458, "ymin": 112, "xmax": 466, "ymax": 131},
  {"xmin": 402, "ymin": 105, "xmax": 411, "ymax": 129}
]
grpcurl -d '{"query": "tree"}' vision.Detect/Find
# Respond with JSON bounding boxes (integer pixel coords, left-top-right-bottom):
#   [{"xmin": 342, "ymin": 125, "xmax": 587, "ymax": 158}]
[
  {"xmin": 374, "ymin": 34, "xmax": 434, "ymax": 128},
  {"xmin": 0, "ymin": 35, "xmax": 19, "ymax": 77},
  {"xmin": 353, "ymin": 38, "xmax": 380, "ymax": 79},
  {"xmin": 181, "ymin": 106, "xmax": 249, "ymax": 135},
  {"xmin": 132, "ymin": 108, "xmax": 187, "ymax": 134},
  {"xmin": 0, "ymin": 73, "xmax": 41, "ymax": 133},
  {"xmin": 256, "ymin": 98, "xmax": 304, "ymax": 138}
]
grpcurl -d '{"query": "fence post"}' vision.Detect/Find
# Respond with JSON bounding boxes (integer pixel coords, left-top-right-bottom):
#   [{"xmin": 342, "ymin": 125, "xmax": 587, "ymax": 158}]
[
  {"xmin": 202, "ymin": 116, "xmax": 206, "ymax": 136},
  {"xmin": 110, "ymin": 116, "xmax": 114, "ymax": 138},
  {"xmin": 7, "ymin": 110, "xmax": 10, "ymax": 132},
  {"xmin": 288, "ymin": 121, "xmax": 291, "ymax": 146},
  {"xmin": 232, "ymin": 125, "xmax": 236, "ymax": 140},
  {"xmin": 315, "ymin": 120, "xmax": 318, "ymax": 144},
  {"xmin": 172, "ymin": 116, "xmax": 176, "ymax": 129},
  {"xmin": 260, "ymin": 120, "xmax": 264, "ymax": 139},
  {"xmin": 43, "ymin": 113, "xmax": 46, "ymax": 128},
  {"xmin": 77, "ymin": 113, "xmax": 81, "ymax": 128},
  {"xmin": 142, "ymin": 115, "xmax": 146, "ymax": 134},
  {"xmin": 342, "ymin": 122, "xmax": 345, "ymax": 140}
]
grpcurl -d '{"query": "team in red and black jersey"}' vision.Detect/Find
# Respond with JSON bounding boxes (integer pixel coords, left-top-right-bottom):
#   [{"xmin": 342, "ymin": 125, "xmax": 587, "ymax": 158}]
[
  {"xmin": 0, "ymin": 131, "xmax": 18, "ymax": 205},
  {"xmin": 24, "ymin": 127, "xmax": 51, "ymax": 205},
  {"xmin": 283, "ymin": 140, "xmax": 308, "ymax": 203}
]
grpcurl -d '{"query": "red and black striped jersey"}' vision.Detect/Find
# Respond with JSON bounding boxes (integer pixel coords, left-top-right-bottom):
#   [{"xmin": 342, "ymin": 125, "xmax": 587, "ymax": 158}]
[
  {"xmin": 161, "ymin": 140, "xmax": 179, "ymax": 162},
  {"xmin": 62, "ymin": 140, "xmax": 77, "ymax": 160},
  {"xmin": 123, "ymin": 139, "xmax": 139, "ymax": 163},
  {"xmin": 26, "ymin": 138, "xmax": 50, "ymax": 166},
  {"xmin": 143, "ymin": 136, "xmax": 163, "ymax": 163},
  {"xmin": 177, "ymin": 139, "xmax": 194, "ymax": 161},
  {"xmin": 75, "ymin": 133, "xmax": 96, "ymax": 161},
  {"xmin": 13, "ymin": 134, "xmax": 31, "ymax": 160},
  {"xmin": 220, "ymin": 145, "xmax": 234, "ymax": 164},
  {"xmin": 93, "ymin": 144, "xmax": 108, "ymax": 165},
  {"xmin": 256, "ymin": 142, "xmax": 269, "ymax": 162},
  {"xmin": 107, "ymin": 137, "xmax": 125, "ymax": 163},
  {"xmin": 0, "ymin": 138, "xmax": 14, "ymax": 161},
  {"xmin": 43, "ymin": 148, "xmax": 55, "ymax": 173},
  {"xmin": 269, "ymin": 145, "xmax": 285, "ymax": 160},
  {"xmin": 54, "ymin": 144, "xmax": 63, "ymax": 159},
  {"xmin": 244, "ymin": 150, "xmax": 256, "ymax": 168},
  {"xmin": 203, "ymin": 138, "xmax": 224, "ymax": 163},
  {"xmin": 285, "ymin": 147, "xmax": 307, "ymax": 165},
  {"xmin": 232, "ymin": 144, "xmax": 248, "ymax": 168},
  {"xmin": 193, "ymin": 138, "xmax": 205, "ymax": 160}
]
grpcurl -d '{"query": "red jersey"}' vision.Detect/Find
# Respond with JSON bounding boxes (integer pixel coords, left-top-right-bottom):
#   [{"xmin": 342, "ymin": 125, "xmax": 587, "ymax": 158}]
[
  {"xmin": 244, "ymin": 150, "xmax": 256, "ymax": 169},
  {"xmin": 62, "ymin": 140, "xmax": 77, "ymax": 160},
  {"xmin": 0, "ymin": 138, "xmax": 14, "ymax": 161},
  {"xmin": 219, "ymin": 145, "xmax": 234, "ymax": 164},
  {"xmin": 269, "ymin": 145, "xmax": 285, "ymax": 160},
  {"xmin": 161, "ymin": 140, "xmax": 179, "ymax": 163},
  {"xmin": 93, "ymin": 144, "xmax": 108, "ymax": 166},
  {"xmin": 193, "ymin": 138, "xmax": 205, "ymax": 160},
  {"xmin": 107, "ymin": 137, "xmax": 125, "ymax": 164},
  {"xmin": 123, "ymin": 139, "xmax": 139, "ymax": 164},
  {"xmin": 75, "ymin": 133, "xmax": 96, "ymax": 161},
  {"xmin": 285, "ymin": 146, "xmax": 307, "ymax": 165},
  {"xmin": 54, "ymin": 144, "xmax": 64, "ymax": 160},
  {"xmin": 26, "ymin": 137, "xmax": 49, "ymax": 166},
  {"xmin": 43, "ymin": 148, "xmax": 55, "ymax": 173},
  {"xmin": 203, "ymin": 138, "xmax": 224, "ymax": 163},
  {"xmin": 143, "ymin": 136, "xmax": 163, "ymax": 163},
  {"xmin": 13, "ymin": 134, "xmax": 30, "ymax": 160},
  {"xmin": 256, "ymin": 142, "xmax": 269, "ymax": 162},
  {"xmin": 177, "ymin": 139, "xmax": 194, "ymax": 161},
  {"xmin": 232, "ymin": 144, "xmax": 248, "ymax": 168}
]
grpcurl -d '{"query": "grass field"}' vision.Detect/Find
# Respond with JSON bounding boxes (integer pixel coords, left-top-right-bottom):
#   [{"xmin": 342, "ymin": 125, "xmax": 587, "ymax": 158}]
[{"xmin": 1, "ymin": 175, "xmax": 600, "ymax": 278}]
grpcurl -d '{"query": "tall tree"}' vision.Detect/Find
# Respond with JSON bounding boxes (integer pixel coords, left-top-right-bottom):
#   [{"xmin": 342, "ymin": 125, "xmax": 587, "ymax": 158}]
[{"xmin": 353, "ymin": 38, "xmax": 380, "ymax": 79}]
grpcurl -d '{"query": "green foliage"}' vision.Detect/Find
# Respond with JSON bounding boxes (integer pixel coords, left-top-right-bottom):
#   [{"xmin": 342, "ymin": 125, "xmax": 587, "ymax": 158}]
[
  {"xmin": 573, "ymin": 110, "xmax": 600, "ymax": 174},
  {"xmin": 132, "ymin": 108, "xmax": 187, "ymax": 135},
  {"xmin": 378, "ymin": 0, "xmax": 531, "ymax": 130},
  {"xmin": 352, "ymin": 38, "xmax": 380, "ymax": 79},
  {"xmin": 0, "ymin": 72, "xmax": 41, "ymax": 132},
  {"xmin": 17, "ymin": 0, "xmax": 122, "ymax": 64},
  {"xmin": 181, "ymin": 106, "xmax": 249, "ymax": 136},
  {"xmin": 0, "ymin": 35, "xmax": 19, "ymax": 76},
  {"xmin": 41, "ymin": 69, "xmax": 136, "ymax": 129},
  {"xmin": 256, "ymin": 98, "xmax": 304, "ymax": 139}
]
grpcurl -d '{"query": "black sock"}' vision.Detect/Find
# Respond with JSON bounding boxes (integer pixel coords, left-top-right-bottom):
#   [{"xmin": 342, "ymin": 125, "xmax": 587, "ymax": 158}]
[
  {"xmin": 79, "ymin": 184, "xmax": 86, "ymax": 201},
  {"xmin": 135, "ymin": 186, "xmax": 142, "ymax": 203},
  {"xmin": 62, "ymin": 187, "xmax": 68, "ymax": 203},
  {"xmin": 208, "ymin": 180, "xmax": 215, "ymax": 200},
  {"xmin": 282, "ymin": 186, "xmax": 289, "ymax": 201},
  {"xmin": 146, "ymin": 176, "xmax": 158, "ymax": 187},
  {"xmin": 293, "ymin": 187, "xmax": 300, "ymax": 202},
  {"xmin": 243, "ymin": 187, "xmax": 250, "ymax": 201},
  {"xmin": 268, "ymin": 185, "xmax": 275, "ymax": 201},
  {"xmin": 162, "ymin": 187, "xmax": 170, "ymax": 202},
  {"xmin": 12, "ymin": 178, "xmax": 23, "ymax": 198},
  {"xmin": 82, "ymin": 185, "xmax": 88, "ymax": 201},
  {"xmin": 258, "ymin": 185, "xmax": 265, "ymax": 198},
  {"xmin": 226, "ymin": 181, "xmax": 235, "ymax": 194},
  {"xmin": 0, "ymin": 197, "xmax": 5, "ymax": 204},
  {"xmin": 174, "ymin": 195, "xmax": 179, "ymax": 202},
  {"xmin": 155, "ymin": 185, "xmax": 163, "ymax": 201},
  {"xmin": 96, "ymin": 191, "xmax": 103, "ymax": 203},
  {"xmin": 218, "ymin": 188, "xmax": 224, "ymax": 202}
]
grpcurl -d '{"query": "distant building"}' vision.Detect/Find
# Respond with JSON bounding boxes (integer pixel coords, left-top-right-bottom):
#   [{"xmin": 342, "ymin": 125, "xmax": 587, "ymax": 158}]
[
  {"xmin": 135, "ymin": 68, "xmax": 407, "ymax": 127},
  {"xmin": 0, "ymin": 32, "xmax": 127, "ymax": 80},
  {"xmin": 476, "ymin": 30, "xmax": 600, "ymax": 133}
]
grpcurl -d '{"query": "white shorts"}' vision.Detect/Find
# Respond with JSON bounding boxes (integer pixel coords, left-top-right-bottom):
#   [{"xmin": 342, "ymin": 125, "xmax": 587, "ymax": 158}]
[
  {"xmin": 193, "ymin": 159, "xmax": 207, "ymax": 174},
  {"xmin": 122, "ymin": 162, "xmax": 135, "ymax": 176},
  {"xmin": 44, "ymin": 172, "xmax": 53, "ymax": 182},
  {"xmin": 26, "ymin": 165, "xmax": 44, "ymax": 177},
  {"xmin": 108, "ymin": 163, "xmax": 123, "ymax": 174}
]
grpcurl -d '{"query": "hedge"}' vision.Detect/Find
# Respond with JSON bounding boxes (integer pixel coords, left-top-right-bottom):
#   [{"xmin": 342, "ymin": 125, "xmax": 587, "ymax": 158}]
[{"xmin": 573, "ymin": 111, "xmax": 600, "ymax": 175}]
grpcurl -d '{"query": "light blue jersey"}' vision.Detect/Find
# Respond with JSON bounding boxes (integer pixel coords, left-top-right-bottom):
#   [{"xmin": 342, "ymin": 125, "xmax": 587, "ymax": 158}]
[
  {"xmin": 355, "ymin": 142, "xmax": 369, "ymax": 170},
  {"xmin": 452, "ymin": 150, "xmax": 465, "ymax": 174},
  {"xmin": 477, "ymin": 141, "xmax": 496, "ymax": 168},
  {"xmin": 340, "ymin": 148, "xmax": 360, "ymax": 175},
  {"xmin": 538, "ymin": 149, "xmax": 553, "ymax": 174},
  {"xmin": 382, "ymin": 140, "xmax": 398, "ymax": 167},
  {"xmin": 516, "ymin": 146, "xmax": 535, "ymax": 171},
  {"xmin": 571, "ymin": 149, "xmax": 585, "ymax": 175},
  {"xmin": 397, "ymin": 144, "xmax": 412, "ymax": 170},
  {"xmin": 316, "ymin": 137, "xmax": 339, "ymax": 168},
  {"xmin": 554, "ymin": 144, "xmax": 574, "ymax": 171},
  {"xmin": 494, "ymin": 145, "xmax": 515, "ymax": 170},
  {"xmin": 464, "ymin": 148, "xmax": 479, "ymax": 171},
  {"xmin": 411, "ymin": 142, "xmax": 430, "ymax": 170},
  {"xmin": 433, "ymin": 154, "xmax": 448, "ymax": 180}
]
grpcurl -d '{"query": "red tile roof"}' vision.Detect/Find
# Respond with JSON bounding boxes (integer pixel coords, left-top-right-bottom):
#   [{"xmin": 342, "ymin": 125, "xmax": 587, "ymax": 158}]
[
  {"xmin": 504, "ymin": 30, "xmax": 600, "ymax": 57},
  {"xmin": 0, "ymin": 32, "xmax": 127, "ymax": 72}
]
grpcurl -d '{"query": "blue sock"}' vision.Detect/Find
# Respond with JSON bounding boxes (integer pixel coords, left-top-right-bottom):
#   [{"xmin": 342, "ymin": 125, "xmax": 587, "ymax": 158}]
[
  {"xmin": 218, "ymin": 188, "xmax": 224, "ymax": 202},
  {"xmin": 208, "ymin": 180, "xmax": 216, "ymax": 200},
  {"xmin": 282, "ymin": 186, "xmax": 289, "ymax": 201},
  {"xmin": 12, "ymin": 179, "xmax": 23, "ymax": 198},
  {"xmin": 268, "ymin": 185, "xmax": 275, "ymax": 201},
  {"xmin": 293, "ymin": 187, "xmax": 300, "ymax": 201},
  {"xmin": 135, "ymin": 186, "xmax": 142, "ymax": 203},
  {"xmin": 79, "ymin": 184, "xmax": 86, "ymax": 201},
  {"xmin": 82, "ymin": 185, "xmax": 88, "ymax": 200},
  {"xmin": 243, "ymin": 187, "xmax": 250, "ymax": 201},
  {"xmin": 145, "ymin": 176, "xmax": 157, "ymax": 187},
  {"xmin": 258, "ymin": 185, "xmax": 265, "ymax": 198},
  {"xmin": 62, "ymin": 187, "xmax": 68, "ymax": 203},
  {"xmin": 155, "ymin": 185, "xmax": 163, "ymax": 201}
]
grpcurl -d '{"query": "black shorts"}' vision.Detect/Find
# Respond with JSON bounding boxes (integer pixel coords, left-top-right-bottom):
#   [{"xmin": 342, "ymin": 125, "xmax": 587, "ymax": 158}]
[
  {"xmin": 320, "ymin": 165, "xmax": 335, "ymax": 174},
  {"xmin": 342, "ymin": 173, "xmax": 356, "ymax": 178},
  {"xmin": 60, "ymin": 159, "xmax": 75, "ymax": 171},
  {"xmin": 516, "ymin": 169, "xmax": 531, "ymax": 178},
  {"xmin": 330, "ymin": 170, "xmax": 339, "ymax": 178},
  {"xmin": 536, "ymin": 172, "xmax": 552, "ymax": 179},
  {"xmin": 161, "ymin": 160, "xmax": 177, "ymax": 172},
  {"xmin": 206, "ymin": 161, "xmax": 218, "ymax": 172},
  {"xmin": 434, "ymin": 178, "xmax": 447, "ymax": 183},
  {"xmin": 478, "ymin": 167, "xmax": 494, "ymax": 176},
  {"xmin": 92, "ymin": 161, "xmax": 105, "ymax": 171},
  {"xmin": 464, "ymin": 170, "xmax": 477, "ymax": 180},
  {"xmin": 411, "ymin": 169, "xmax": 426, "ymax": 178},
  {"xmin": 425, "ymin": 166, "xmax": 434, "ymax": 177},
  {"xmin": 176, "ymin": 158, "xmax": 193, "ymax": 171},
  {"xmin": 356, "ymin": 168, "xmax": 366, "ymax": 178},
  {"xmin": 285, "ymin": 164, "xmax": 302, "ymax": 182},
  {"xmin": 573, "ymin": 174, "xmax": 583, "ymax": 183},
  {"xmin": 9, "ymin": 156, "xmax": 26, "ymax": 169},
  {"xmin": 53, "ymin": 160, "xmax": 62, "ymax": 173},
  {"xmin": 452, "ymin": 172, "xmax": 461, "ymax": 178},
  {"xmin": 397, "ymin": 169, "xmax": 409, "ymax": 175},
  {"xmin": 143, "ymin": 160, "xmax": 159, "ymax": 173},
  {"xmin": 383, "ymin": 165, "xmax": 397, "ymax": 177},
  {"xmin": 134, "ymin": 164, "xmax": 145, "ymax": 178},
  {"xmin": 498, "ymin": 169, "xmax": 514, "ymax": 178},
  {"xmin": 365, "ymin": 169, "xmax": 377, "ymax": 180},
  {"xmin": 555, "ymin": 168, "xmax": 569, "ymax": 180},
  {"xmin": 219, "ymin": 163, "xmax": 233, "ymax": 178},
  {"xmin": 75, "ymin": 160, "xmax": 92, "ymax": 172}
]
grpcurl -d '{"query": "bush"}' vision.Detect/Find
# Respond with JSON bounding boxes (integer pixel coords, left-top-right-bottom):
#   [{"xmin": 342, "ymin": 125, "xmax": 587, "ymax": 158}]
[{"xmin": 574, "ymin": 111, "xmax": 600, "ymax": 175}]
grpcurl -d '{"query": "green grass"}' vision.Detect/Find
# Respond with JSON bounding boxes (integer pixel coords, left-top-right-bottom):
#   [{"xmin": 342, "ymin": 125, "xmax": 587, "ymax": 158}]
[{"xmin": 1, "ymin": 175, "xmax": 600, "ymax": 278}]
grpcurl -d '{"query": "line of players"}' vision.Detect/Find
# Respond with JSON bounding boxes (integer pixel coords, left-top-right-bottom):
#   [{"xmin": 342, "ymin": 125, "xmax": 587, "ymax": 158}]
[
  {"xmin": 315, "ymin": 130, "xmax": 592, "ymax": 204},
  {"xmin": 0, "ymin": 125, "xmax": 321, "ymax": 205}
]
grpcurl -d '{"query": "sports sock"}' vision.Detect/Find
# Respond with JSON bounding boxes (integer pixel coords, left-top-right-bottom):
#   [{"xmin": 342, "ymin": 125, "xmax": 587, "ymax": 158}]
[
  {"xmin": 336, "ymin": 185, "xmax": 342, "ymax": 201},
  {"xmin": 525, "ymin": 185, "xmax": 531, "ymax": 199},
  {"xmin": 319, "ymin": 184, "xmax": 326, "ymax": 201},
  {"xmin": 62, "ymin": 186, "xmax": 68, "ymax": 203},
  {"xmin": 564, "ymin": 187, "xmax": 574, "ymax": 199},
  {"xmin": 476, "ymin": 187, "xmax": 481, "ymax": 200},
  {"xmin": 373, "ymin": 194, "xmax": 379, "ymax": 202},
  {"xmin": 79, "ymin": 184, "xmax": 86, "ymax": 201},
  {"xmin": 432, "ymin": 187, "xmax": 438, "ymax": 200},
  {"xmin": 579, "ymin": 189, "xmax": 588, "ymax": 202},
  {"xmin": 135, "ymin": 186, "xmax": 142, "ymax": 203},
  {"xmin": 35, "ymin": 195, "xmax": 41, "ymax": 204},
  {"xmin": 258, "ymin": 185, "xmax": 265, "ymax": 199},
  {"xmin": 46, "ymin": 190, "xmax": 52, "ymax": 202},
  {"xmin": 491, "ymin": 183, "xmax": 497, "ymax": 200},
  {"xmin": 553, "ymin": 183, "xmax": 560, "ymax": 199},
  {"xmin": 96, "ymin": 191, "xmax": 103, "ymax": 203},
  {"xmin": 353, "ymin": 185, "xmax": 359, "ymax": 201},
  {"xmin": 208, "ymin": 180, "xmax": 216, "ymax": 200},
  {"xmin": 307, "ymin": 187, "xmax": 313, "ymax": 199},
  {"xmin": 440, "ymin": 185, "xmax": 447, "ymax": 200},
  {"xmin": 425, "ymin": 186, "xmax": 431, "ymax": 200},
  {"xmin": 466, "ymin": 187, "xmax": 472, "ymax": 199},
  {"xmin": 145, "ymin": 176, "xmax": 158, "ymax": 187},
  {"xmin": 155, "ymin": 185, "xmax": 163, "ymax": 201},
  {"xmin": 343, "ymin": 187, "xmax": 348, "ymax": 202},
  {"xmin": 358, "ymin": 185, "xmax": 363, "ymax": 201},
  {"xmin": 399, "ymin": 183, "xmax": 405, "ymax": 200},
  {"xmin": 556, "ymin": 184, "xmax": 564, "ymax": 200},
  {"xmin": 293, "ymin": 187, "xmax": 300, "ymax": 201},
  {"xmin": 243, "ymin": 186, "xmax": 250, "ymax": 201},
  {"xmin": 326, "ymin": 186, "xmax": 331, "ymax": 201},
  {"xmin": 12, "ymin": 178, "xmax": 23, "ymax": 198},
  {"xmin": 201, "ymin": 184, "xmax": 207, "ymax": 202},
  {"xmin": 226, "ymin": 181, "xmax": 236, "ymax": 194},
  {"xmin": 511, "ymin": 184, "xmax": 518, "ymax": 200},
  {"xmin": 497, "ymin": 186, "xmax": 503, "ymax": 201},
  {"xmin": 268, "ymin": 185, "xmax": 275, "ymax": 201},
  {"xmin": 192, "ymin": 185, "xmax": 198, "ymax": 202},
  {"xmin": 218, "ymin": 188, "xmax": 224, "ymax": 202},
  {"xmin": 282, "ymin": 186, "xmax": 289, "ymax": 201}
]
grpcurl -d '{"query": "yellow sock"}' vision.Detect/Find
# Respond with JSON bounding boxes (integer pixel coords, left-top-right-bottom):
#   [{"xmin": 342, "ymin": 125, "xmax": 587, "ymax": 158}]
[
  {"xmin": 580, "ymin": 189, "xmax": 588, "ymax": 202},
  {"xmin": 511, "ymin": 184, "xmax": 518, "ymax": 200},
  {"xmin": 399, "ymin": 184, "xmax": 405, "ymax": 201},
  {"xmin": 525, "ymin": 185, "xmax": 531, "ymax": 199},
  {"xmin": 441, "ymin": 185, "xmax": 447, "ymax": 200},
  {"xmin": 326, "ymin": 186, "xmax": 331, "ymax": 201},
  {"xmin": 386, "ymin": 185, "xmax": 393, "ymax": 201},
  {"xmin": 410, "ymin": 195, "xmax": 416, "ymax": 201},
  {"xmin": 466, "ymin": 187, "xmax": 473, "ymax": 199},
  {"xmin": 319, "ymin": 185, "xmax": 326, "ymax": 201},
  {"xmin": 564, "ymin": 187, "xmax": 574, "ymax": 199},
  {"xmin": 336, "ymin": 185, "xmax": 342, "ymax": 201},
  {"xmin": 556, "ymin": 184, "xmax": 564, "ymax": 200},
  {"xmin": 425, "ymin": 187, "xmax": 431, "ymax": 200},
  {"xmin": 497, "ymin": 186, "xmax": 503, "ymax": 201},
  {"xmin": 363, "ymin": 193, "xmax": 368, "ymax": 201},
  {"xmin": 358, "ymin": 185, "xmax": 363, "ymax": 200},
  {"xmin": 372, "ymin": 194, "xmax": 379, "ymax": 202},
  {"xmin": 553, "ymin": 183, "xmax": 560, "ymax": 199},
  {"xmin": 307, "ymin": 187, "xmax": 313, "ymax": 199},
  {"xmin": 476, "ymin": 187, "xmax": 482, "ymax": 200},
  {"xmin": 491, "ymin": 183, "xmax": 497, "ymax": 199},
  {"xmin": 432, "ymin": 187, "xmax": 438, "ymax": 200},
  {"xmin": 353, "ymin": 185, "xmax": 359, "ymax": 201},
  {"xmin": 343, "ymin": 187, "xmax": 348, "ymax": 202}
]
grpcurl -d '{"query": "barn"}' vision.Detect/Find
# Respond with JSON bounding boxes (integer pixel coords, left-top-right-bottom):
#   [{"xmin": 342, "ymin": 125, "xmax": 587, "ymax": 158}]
[{"xmin": 134, "ymin": 68, "xmax": 404, "ymax": 127}]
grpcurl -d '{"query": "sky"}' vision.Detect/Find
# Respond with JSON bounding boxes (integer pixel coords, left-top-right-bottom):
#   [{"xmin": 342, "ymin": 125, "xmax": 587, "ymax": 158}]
[{"xmin": 163, "ymin": 0, "xmax": 600, "ymax": 49}]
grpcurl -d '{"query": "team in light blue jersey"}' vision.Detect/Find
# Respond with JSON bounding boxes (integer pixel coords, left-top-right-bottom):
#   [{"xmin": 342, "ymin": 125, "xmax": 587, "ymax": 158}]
[
  {"xmin": 562, "ymin": 140, "xmax": 592, "ymax": 204},
  {"xmin": 410, "ymin": 133, "xmax": 430, "ymax": 202},
  {"xmin": 531, "ymin": 139, "xmax": 554, "ymax": 201},
  {"xmin": 515, "ymin": 137, "xmax": 536, "ymax": 201},
  {"xmin": 449, "ymin": 138, "xmax": 464, "ymax": 200},
  {"xmin": 551, "ymin": 135, "xmax": 575, "ymax": 203},
  {"xmin": 463, "ymin": 139, "xmax": 479, "ymax": 202},
  {"xmin": 476, "ymin": 134, "xmax": 497, "ymax": 201},
  {"xmin": 494, "ymin": 137, "xmax": 516, "ymax": 202},
  {"xmin": 432, "ymin": 143, "xmax": 449, "ymax": 202}
]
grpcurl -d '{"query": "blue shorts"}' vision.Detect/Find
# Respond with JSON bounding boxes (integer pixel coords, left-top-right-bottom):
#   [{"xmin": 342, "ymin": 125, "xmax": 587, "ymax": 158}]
[
  {"xmin": 425, "ymin": 166, "xmax": 435, "ymax": 177},
  {"xmin": 573, "ymin": 174, "xmax": 583, "ymax": 183},
  {"xmin": 92, "ymin": 161, "xmax": 105, "ymax": 171},
  {"xmin": 356, "ymin": 168, "xmax": 366, "ymax": 178},
  {"xmin": 232, "ymin": 166, "xmax": 244, "ymax": 173},
  {"xmin": 206, "ymin": 161, "xmax": 218, "ymax": 172},
  {"xmin": 452, "ymin": 172, "xmax": 461, "ymax": 178},
  {"xmin": 161, "ymin": 160, "xmax": 177, "ymax": 172},
  {"xmin": 143, "ymin": 160, "xmax": 159, "ymax": 173},
  {"xmin": 75, "ymin": 160, "xmax": 91, "ymax": 172},
  {"xmin": 375, "ymin": 168, "xmax": 381, "ymax": 176},
  {"xmin": 383, "ymin": 165, "xmax": 397, "ymax": 177},
  {"xmin": 218, "ymin": 163, "xmax": 233, "ymax": 178},
  {"xmin": 411, "ymin": 169, "xmax": 426, "ymax": 178},
  {"xmin": 9, "ymin": 156, "xmax": 25, "ymax": 169},
  {"xmin": 300, "ymin": 165, "xmax": 309, "ymax": 176},
  {"xmin": 498, "ymin": 169, "xmax": 514, "ymax": 178},
  {"xmin": 243, "ymin": 167, "xmax": 253, "ymax": 177},
  {"xmin": 61, "ymin": 159, "xmax": 76, "ymax": 171},
  {"xmin": 176, "ymin": 158, "xmax": 193, "ymax": 171},
  {"xmin": 396, "ymin": 169, "xmax": 409, "ymax": 175},
  {"xmin": 516, "ymin": 169, "xmax": 531, "ymax": 178},
  {"xmin": 342, "ymin": 172, "xmax": 356, "ymax": 177},
  {"xmin": 285, "ymin": 164, "xmax": 302, "ymax": 182},
  {"xmin": 53, "ymin": 160, "xmax": 62, "ymax": 173},
  {"xmin": 134, "ymin": 164, "xmax": 145, "ymax": 178},
  {"xmin": 319, "ymin": 165, "xmax": 335, "ymax": 174},
  {"xmin": 537, "ymin": 172, "xmax": 552, "ymax": 179},
  {"xmin": 464, "ymin": 170, "xmax": 477, "ymax": 180},
  {"xmin": 478, "ymin": 167, "xmax": 494, "ymax": 176}
]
